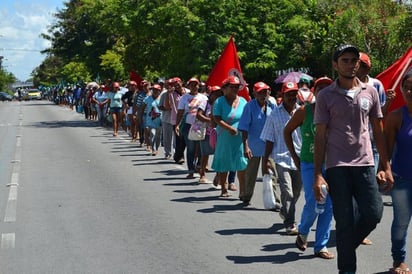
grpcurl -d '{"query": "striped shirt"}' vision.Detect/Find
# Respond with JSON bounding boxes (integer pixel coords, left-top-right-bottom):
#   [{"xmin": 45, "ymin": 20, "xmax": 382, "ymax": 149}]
[{"xmin": 260, "ymin": 103, "xmax": 302, "ymax": 170}]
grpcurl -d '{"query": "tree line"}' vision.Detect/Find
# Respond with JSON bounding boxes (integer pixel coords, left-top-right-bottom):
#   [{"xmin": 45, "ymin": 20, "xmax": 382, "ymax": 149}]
[{"xmin": 32, "ymin": 0, "xmax": 412, "ymax": 87}]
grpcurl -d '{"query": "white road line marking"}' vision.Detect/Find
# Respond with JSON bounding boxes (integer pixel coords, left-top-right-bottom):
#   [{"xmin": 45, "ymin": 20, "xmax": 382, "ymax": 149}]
[
  {"xmin": 4, "ymin": 198, "xmax": 17, "ymax": 222},
  {"xmin": 7, "ymin": 172, "xmax": 19, "ymax": 187},
  {"xmin": 1, "ymin": 233, "xmax": 15, "ymax": 249},
  {"xmin": 8, "ymin": 186, "xmax": 18, "ymax": 200},
  {"xmin": 16, "ymin": 136, "xmax": 22, "ymax": 147}
]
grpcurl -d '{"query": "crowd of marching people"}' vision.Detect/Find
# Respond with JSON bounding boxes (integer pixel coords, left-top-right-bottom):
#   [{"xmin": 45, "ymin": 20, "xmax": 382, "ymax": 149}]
[{"xmin": 52, "ymin": 44, "xmax": 412, "ymax": 274}]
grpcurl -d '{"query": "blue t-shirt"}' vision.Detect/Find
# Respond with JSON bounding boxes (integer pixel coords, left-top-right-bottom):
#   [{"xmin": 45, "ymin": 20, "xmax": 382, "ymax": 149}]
[
  {"xmin": 107, "ymin": 92, "xmax": 123, "ymax": 108},
  {"xmin": 144, "ymin": 96, "xmax": 162, "ymax": 128},
  {"xmin": 238, "ymin": 99, "xmax": 275, "ymax": 157}
]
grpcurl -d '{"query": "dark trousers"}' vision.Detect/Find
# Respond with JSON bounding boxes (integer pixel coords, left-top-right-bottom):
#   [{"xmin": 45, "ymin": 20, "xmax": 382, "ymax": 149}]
[
  {"xmin": 173, "ymin": 125, "xmax": 186, "ymax": 163},
  {"xmin": 326, "ymin": 166, "xmax": 383, "ymax": 273}
]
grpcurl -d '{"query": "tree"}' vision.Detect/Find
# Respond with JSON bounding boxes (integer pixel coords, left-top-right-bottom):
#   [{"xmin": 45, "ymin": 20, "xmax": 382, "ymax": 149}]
[
  {"xmin": 36, "ymin": 0, "xmax": 412, "ymax": 86},
  {"xmin": 61, "ymin": 61, "xmax": 91, "ymax": 84},
  {"xmin": 0, "ymin": 69, "xmax": 15, "ymax": 92}
]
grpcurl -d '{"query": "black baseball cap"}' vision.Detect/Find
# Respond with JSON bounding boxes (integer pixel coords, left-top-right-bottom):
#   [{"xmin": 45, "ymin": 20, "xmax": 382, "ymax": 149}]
[{"xmin": 333, "ymin": 44, "xmax": 360, "ymax": 62}]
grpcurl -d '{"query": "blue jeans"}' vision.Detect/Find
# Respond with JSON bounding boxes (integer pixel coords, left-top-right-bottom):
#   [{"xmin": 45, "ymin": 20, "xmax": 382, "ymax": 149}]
[
  {"xmin": 298, "ymin": 162, "xmax": 333, "ymax": 252},
  {"xmin": 326, "ymin": 166, "xmax": 383, "ymax": 273},
  {"xmin": 391, "ymin": 175, "xmax": 412, "ymax": 264},
  {"xmin": 228, "ymin": 171, "xmax": 236, "ymax": 183}
]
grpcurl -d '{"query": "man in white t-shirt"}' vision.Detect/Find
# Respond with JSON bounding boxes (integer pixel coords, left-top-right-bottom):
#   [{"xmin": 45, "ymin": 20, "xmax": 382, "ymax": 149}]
[{"xmin": 357, "ymin": 52, "xmax": 396, "ymax": 171}]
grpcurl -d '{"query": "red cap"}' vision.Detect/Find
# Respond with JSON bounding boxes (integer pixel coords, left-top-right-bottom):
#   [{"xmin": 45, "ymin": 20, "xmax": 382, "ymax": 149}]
[
  {"xmin": 173, "ymin": 77, "xmax": 182, "ymax": 83},
  {"xmin": 187, "ymin": 77, "xmax": 200, "ymax": 85},
  {"xmin": 222, "ymin": 75, "xmax": 241, "ymax": 87},
  {"xmin": 253, "ymin": 82, "xmax": 270, "ymax": 93},
  {"xmin": 314, "ymin": 77, "xmax": 333, "ymax": 89},
  {"xmin": 151, "ymin": 84, "xmax": 162, "ymax": 91},
  {"xmin": 113, "ymin": 82, "xmax": 120, "ymax": 88},
  {"xmin": 359, "ymin": 52, "xmax": 371, "ymax": 68},
  {"xmin": 281, "ymin": 82, "xmax": 299, "ymax": 93},
  {"xmin": 209, "ymin": 85, "xmax": 221, "ymax": 93}
]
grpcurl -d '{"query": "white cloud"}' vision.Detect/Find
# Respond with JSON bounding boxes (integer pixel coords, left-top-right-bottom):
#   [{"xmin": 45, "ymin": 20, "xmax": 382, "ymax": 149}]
[{"xmin": 0, "ymin": 1, "xmax": 61, "ymax": 81}]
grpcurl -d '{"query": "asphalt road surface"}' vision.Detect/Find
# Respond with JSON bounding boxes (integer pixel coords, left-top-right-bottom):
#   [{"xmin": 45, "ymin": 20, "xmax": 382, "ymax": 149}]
[{"xmin": 0, "ymin": 100, "xmax": 408, "ymax": 274}]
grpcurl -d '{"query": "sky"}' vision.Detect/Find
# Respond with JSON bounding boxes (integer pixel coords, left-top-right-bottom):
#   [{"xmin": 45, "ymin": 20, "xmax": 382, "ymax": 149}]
[{"xmin": 0, "ymin": 0, "xmax": 64, "ymax": 82}]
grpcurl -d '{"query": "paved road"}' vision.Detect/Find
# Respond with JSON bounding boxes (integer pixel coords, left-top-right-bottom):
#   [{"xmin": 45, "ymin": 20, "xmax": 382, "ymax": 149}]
[{"xmin": 0, "ymin": 100, "xmax": 408, "ymax": 274}]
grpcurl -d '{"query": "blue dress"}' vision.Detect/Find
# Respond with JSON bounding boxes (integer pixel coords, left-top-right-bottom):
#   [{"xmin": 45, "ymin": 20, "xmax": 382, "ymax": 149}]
[
  {"xmin": 144, "ymin": 96, "xmax": 162, "ymax": 129},
  {"xmin": 211, "ymin": 96, "xmax": 248, "ymax": 172}
]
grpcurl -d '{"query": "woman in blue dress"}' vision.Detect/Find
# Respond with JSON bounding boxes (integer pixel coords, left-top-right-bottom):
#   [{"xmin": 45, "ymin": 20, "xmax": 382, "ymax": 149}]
[
  {"xmin": 212, "ymin": 76, "xmax": 248, "ymax": 197},
  {"xmin": 142, "ymin": 84, "xmax": 163, "ymax": 155}
]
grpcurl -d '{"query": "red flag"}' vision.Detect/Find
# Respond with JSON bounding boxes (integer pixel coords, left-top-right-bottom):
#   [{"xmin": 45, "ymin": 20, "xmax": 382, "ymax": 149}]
[
  {"xmin": 376, "ymin": 47, "xmax": 412, "ymax": 112},
  {"xmin": 129, "ymin": 70, "xmax": 144, "ymax": 87},
  {"xmin": 206, "ymin": 36, "xmax": 251, "ymax": 101}
]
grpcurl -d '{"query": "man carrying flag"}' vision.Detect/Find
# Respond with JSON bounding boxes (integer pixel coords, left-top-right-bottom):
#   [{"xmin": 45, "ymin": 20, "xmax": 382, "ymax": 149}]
[{"xmin": 377, "ymin": 47, "xmax": 412, "ymax": 112}]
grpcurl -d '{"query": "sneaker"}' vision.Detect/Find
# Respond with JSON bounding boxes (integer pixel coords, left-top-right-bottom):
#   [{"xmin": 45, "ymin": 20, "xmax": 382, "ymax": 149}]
[{"xmin": 286, "ymin": 224, "xmax": 299, "ymax": 235}]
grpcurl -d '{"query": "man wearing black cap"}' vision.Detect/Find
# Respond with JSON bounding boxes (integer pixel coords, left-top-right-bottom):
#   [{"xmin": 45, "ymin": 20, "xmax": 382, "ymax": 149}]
[{"xmin": 313, "ymin": 44, "xmax": 394, "ymax": 274}]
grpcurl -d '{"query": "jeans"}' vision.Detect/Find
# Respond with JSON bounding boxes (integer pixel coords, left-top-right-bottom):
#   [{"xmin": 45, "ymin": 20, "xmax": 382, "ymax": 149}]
[
  {"xmin": 276, "ymin": 164, "xmax": 302, "ymax": 227},
  {"xmin": 326, "ymin": 166, "xmax": 383, "ymax": 273},
  {"xmin": 96, "ymin": 105, "xmax": 107, "ymax": 125},
  {"xmin": 149, "ymin": 127, "xmax": 162, "ymax": 152},
  {"xmin": 391, "ymin": 175, "xmax": 412, "ymax": 264},
  {"xmin": 298, "ymin": 162, "xmax": 333, "ymax": 252}
]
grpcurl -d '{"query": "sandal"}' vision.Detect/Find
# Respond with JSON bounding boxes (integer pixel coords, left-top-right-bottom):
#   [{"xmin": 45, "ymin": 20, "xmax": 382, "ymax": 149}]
[
  {"xmin": 391, "ymin": 267, "xmax": 412, "ymax": 274},
  {"xmin": 220, "ymin": 192, "xmax": 231, "ymax": 197},
  {"xmin": 314, "ymin": 250, "xmax": 335, "ymax": 260},
  {"xmin": 361, "ymin": 238, "xmax": 373, "ymax": 245},
  {"xmin": 391, "ymin": 263, "xmax": 412, "ymax": 274},
  {"xmin": 228, "ymin": 183, "xmax": 237, "ymax": 191},
  {"xmin": 295, "ymin": 234, "xmax": 307, "ymax": 251},
  {"xmin": 198, "ymin": 177, "xmax": 208, "ymax": 184},
  {"xmin": 186, "ymin": 173, "xmax": 195, "ymax": 179}
]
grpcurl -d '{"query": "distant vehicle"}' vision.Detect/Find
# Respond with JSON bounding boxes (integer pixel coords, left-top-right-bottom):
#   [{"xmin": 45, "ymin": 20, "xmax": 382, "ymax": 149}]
[
  {"xmin": 27, "ymin": 89, "xmax": 42, "ymax": 100},
  {"xmin": 0, "ymin": 91, "xmax": 13, "ymax": 101},
  {"xmin": 21, "ymin": 91, "xmax": 29, "ymax": 101}
]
